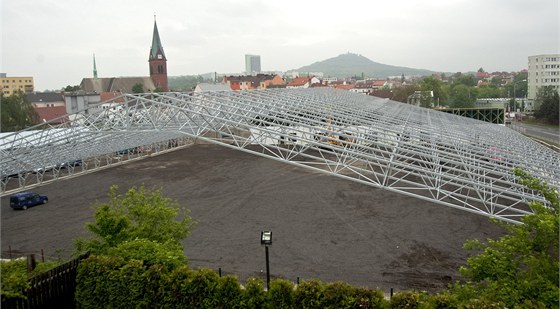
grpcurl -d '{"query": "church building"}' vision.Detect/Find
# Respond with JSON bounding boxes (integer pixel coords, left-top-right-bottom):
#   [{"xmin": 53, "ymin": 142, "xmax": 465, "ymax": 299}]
[{"xmin": 80, "ymin": 18, "xmax": 169, "ymax": 93}]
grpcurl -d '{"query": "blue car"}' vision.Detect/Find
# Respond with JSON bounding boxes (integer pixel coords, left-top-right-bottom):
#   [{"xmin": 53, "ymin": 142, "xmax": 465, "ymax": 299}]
[{"xmin": 10, "ymin": 192, "xmax": 48, "ymax": 210}]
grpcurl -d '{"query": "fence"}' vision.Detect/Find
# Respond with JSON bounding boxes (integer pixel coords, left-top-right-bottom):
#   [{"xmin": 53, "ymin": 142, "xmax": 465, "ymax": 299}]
[{"xmin": 1, "ymin": 252, "xmax": 90, "ymax": 309}]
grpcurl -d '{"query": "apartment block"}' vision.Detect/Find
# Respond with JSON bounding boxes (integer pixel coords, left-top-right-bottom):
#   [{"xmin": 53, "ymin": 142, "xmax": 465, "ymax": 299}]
[
  {"xmin": 1, "ymin": 73, "xmax": 34, "ymax": 96},
  {"xmin": 527, "ymin": 54, "xmax": 560, "ymax": 100},
  {"xmin": 245, "ymin": 54, "xmax": 261, "ymax": 75}
]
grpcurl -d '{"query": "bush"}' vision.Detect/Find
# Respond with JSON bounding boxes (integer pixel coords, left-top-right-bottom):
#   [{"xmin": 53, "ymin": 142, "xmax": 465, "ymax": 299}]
[
  {"xmin": 216, "ymin": 275, "xmax": 244, "ymax": 308},
  {"xmin": 243, "ymin": 277, "xmax": 266, "ymax": 309},
  {"xmin": 107, "ymin": 238, "xmax": 186, "ymax": 270},
  {"xmin": 353, "ymin": 287, "xmax": 388, "ymax": 309},
  {"xmin": 266, "ymin": 279, "xmax": 295, "ymax": 309},
  {"xmin": 182, "ymin": 268, "xmax": 221, "ymax": 308},
  {"xmin": 1, "ymin": 258, "xmax": 60, "ymax": 299},
  {"xmin": 389, "ymin": 290, "xmax": 428, "ymax": 309},
  {"xmin": 163, "ymin": 266, "xmax": 193, "ymax": 307},
  {"xmin": 322, "ymin": 281, "xmax": 357, "ymax": 308},
  {"xmin": 294, "ymin": 279, "xmax": 325, "ymax": 308}
]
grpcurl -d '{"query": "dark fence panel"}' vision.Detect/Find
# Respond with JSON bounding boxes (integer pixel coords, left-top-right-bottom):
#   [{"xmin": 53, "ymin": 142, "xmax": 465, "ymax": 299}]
[{"xmin": 1, "ymin": 252, "xmax": 89, "ymax": 309}]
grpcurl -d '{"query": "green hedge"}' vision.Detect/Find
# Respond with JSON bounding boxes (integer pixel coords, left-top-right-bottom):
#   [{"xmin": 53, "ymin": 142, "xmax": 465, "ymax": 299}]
[{"xmin": 75, "ymin": 255, "xmax": 390, "ymax": 308}]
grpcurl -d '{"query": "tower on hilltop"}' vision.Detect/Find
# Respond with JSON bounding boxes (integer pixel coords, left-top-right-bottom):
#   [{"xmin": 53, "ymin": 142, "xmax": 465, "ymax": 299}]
[{"xmin": 149, "ymin": 16, "xmax": 168, "ymax": 91}]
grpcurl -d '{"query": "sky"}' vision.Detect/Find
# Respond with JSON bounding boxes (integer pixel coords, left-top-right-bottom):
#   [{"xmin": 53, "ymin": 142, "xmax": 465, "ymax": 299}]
[{"xmin": 1, "ymin": 0, "xmax": 558, "ymax": 91}]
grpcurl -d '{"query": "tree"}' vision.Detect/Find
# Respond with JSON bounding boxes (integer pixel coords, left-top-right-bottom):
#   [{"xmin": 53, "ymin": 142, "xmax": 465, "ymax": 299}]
[
  {"xmin": 476, "ymin": 84, "xmax": 504, "ymax": 98},
  {"xmin": 392, "ymin": 84, "xmax": 419, "ymax": 103},
  {"xmin": 454, "ymin": 74, "xmax": 477, "ymax": 87},
  {"xmin": 448, "ymin": 84, "xmax": 476, "ymax": 108},
  {"xmin": 451, "ymin": 169, "xmax": 559, "ymax": 308},
  {"xmin": 64, "ymin": 85, "xmax": 81, "ymax": 92},
  {"xmin": 420, "ymin": 76, "xmax": 448, "ymax": 107},
  {"xmin": 0, "ymin": 91, "xmax": 40, "ymax": 132},
  {"xmin": 132, "ymin": 83, "xmax": 144, "ymax": 93},
  {"xmin": 75, "ymin": 185, "xmax": 196, "ymax": 260},
  {"xmin": 533, "ymin": 86, "xmax": 559, "ymax": 124}
]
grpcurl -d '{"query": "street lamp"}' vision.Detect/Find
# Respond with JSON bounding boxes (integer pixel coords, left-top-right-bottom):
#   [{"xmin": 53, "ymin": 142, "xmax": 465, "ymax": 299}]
[{"xmin": 260, "ymin": 231, "xmax": 272, "ymax": 290}]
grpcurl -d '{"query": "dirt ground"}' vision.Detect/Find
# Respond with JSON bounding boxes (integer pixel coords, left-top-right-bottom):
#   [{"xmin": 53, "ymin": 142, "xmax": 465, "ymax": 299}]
[{"xmin": 1, "ymin": 144, "xmax": 504, "ymax": 293}]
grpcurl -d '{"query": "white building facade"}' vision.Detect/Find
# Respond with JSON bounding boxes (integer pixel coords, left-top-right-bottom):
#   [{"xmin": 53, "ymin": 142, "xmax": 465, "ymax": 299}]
[
  {"xmin": 245, "ymin": 54, "xmax": 261, "ymax": 75},
  {"xmin": 527, "ymin": 54, "xmax": 560, "ymax": 100}
]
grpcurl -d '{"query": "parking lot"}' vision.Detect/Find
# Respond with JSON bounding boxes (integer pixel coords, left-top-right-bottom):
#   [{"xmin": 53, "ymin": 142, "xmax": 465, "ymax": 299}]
[{"xmin": 1, "ymin": 144, "xmax": 504, "ymax": 292}]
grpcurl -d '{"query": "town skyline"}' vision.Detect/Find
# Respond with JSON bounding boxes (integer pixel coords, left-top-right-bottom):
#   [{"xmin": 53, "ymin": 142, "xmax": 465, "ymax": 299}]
[{"xmin": 1, "ymin": 0, "xmax": 558, "ymax": 91}]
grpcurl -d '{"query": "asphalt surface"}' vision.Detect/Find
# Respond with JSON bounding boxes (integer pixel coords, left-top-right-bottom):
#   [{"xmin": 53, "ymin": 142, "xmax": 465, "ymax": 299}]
[
  {"xmin": 1, "ymin": 144, "xmax": 505, "ymax": 293},
  {"xmin": 509, "ymin": 121, "xmax": 559, "ymax": 145}
]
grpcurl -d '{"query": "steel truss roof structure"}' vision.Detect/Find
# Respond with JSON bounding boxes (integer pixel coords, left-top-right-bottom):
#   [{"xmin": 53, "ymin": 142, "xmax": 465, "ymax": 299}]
[{"xmin": 1, "ymin": 88, "xmax": 558, "ymax": 223}]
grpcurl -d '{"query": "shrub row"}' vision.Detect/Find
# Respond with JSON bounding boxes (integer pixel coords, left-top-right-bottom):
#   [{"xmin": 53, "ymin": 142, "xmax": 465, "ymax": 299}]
[
  {"xmin": 76, "ymin": 255, "xmax": 508, "ymax": 309},
  {"xmin": 77, "ymin": 255, "xmax": 393, "ymax": 308}
]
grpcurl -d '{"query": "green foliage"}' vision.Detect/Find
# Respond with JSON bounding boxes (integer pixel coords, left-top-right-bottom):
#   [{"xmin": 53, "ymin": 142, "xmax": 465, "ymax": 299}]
[
  {"xmin": 448, "ymin": 84, "xmax": 476, "ymax": 108},
  {"xmin": 76, "ymin": 255, "xmax": 149, "ymax": 308},
  {"xmin": 322, "ymin": 281, "xmax": 357, "ymax": 308},
  {"xmin": 454, "ymin": 74, "xmax": 477, "ymax": 87},
  {"xmin": 392, "ymin": 84, "xmax": 420, "ymax": 103},
  {"xmin": 75, "ymin": 255, "xmax": 392, "ymax": 308},
  {"xmin": 420, "ymin": 76, "xmax": 448, "ymax": 107},
  {"xmin": 243, "ymin": 277, "xmax": 266, "ymax": 309},
  {"xmin": 0, "ymin": 259, "xmax": 60, "ymax": 299},
  {"xmin": 476, "ymin": 85, "xmax": 504, "ymax": 98},
  {"xmin": 0, "ymin": 91, "xmax": 40, "ymax": 132},
  {"xmin": 164, "ymin": 266, "xmax": 193, "ymax": 306},
  {"xmin": 295, "ymin": 279, "xmax": 325, "ymax": 308},
  {"xmin": 389, "ymin": 290, "xmax": 429, "ymax": 308},
  {"xmin": 132, "ymin": 83, "xmax": 144, "ymax": 93},
  {"xmin": 63, "ymin": 85, "xmax": 81, "ymax": 92},
  {"xmin": 168, "ymin": 75, "xmax": 205, "ymax": 91},
  {"xmin": 216, "ymin": 275, "xmax": 245, "ymax": 308},
  {"xmin": 75, "ymin": 184, "xmax": 195, "ymax": 262},
  {"xmin": 451, "ymin": 169, "xmax": 559, "ymax": 308},
  {"xmin": 266, "ymin": 279, "xmax": 295, "ymax": 309},
  {"xmin": 533, "ymin": 85, "xmax": 560, "ymax": 124},
  {"xmin": 107, "ymin": 238, "xmax": 186, "ymax": 269}
]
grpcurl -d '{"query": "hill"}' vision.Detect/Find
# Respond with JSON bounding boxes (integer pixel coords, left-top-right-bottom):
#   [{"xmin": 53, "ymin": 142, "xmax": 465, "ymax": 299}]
[{"xmin": 293, "ymin": 53, "xmax": 435, "ymax": 78}]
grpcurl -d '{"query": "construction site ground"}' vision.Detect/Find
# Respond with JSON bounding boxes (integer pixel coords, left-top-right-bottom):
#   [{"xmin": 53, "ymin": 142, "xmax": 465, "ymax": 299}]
[{"xmin": 1, "ymin": 144, "xmax": 505, "ymax": 293}]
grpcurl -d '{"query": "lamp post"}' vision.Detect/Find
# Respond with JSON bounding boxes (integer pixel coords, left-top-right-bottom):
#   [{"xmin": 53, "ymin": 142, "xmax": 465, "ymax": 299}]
[{"xmin": 260, "ymin": 231, "xmax": 272, "ymax": 290}]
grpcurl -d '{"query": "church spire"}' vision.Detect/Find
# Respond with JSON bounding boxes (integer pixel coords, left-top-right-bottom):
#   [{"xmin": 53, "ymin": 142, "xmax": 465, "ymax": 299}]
[
  {"xmin": 149, "ymin": 16, "xmax": 166, "ymax": 60},
  {"xmin": 148, "ymin": 16, "xmax": 168, "ymax": 91},
  {"xmin": 93, "ymin": 53, "xmax": 98, "ymax": 79}
]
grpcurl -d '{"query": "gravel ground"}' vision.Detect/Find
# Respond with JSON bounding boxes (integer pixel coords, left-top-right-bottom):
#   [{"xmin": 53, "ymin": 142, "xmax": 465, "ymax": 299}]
[{"xmin": 1, "ymin": 144, "xmax": 504, "ymax": 293}]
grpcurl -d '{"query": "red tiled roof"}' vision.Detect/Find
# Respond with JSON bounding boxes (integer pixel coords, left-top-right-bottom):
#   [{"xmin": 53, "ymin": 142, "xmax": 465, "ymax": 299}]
[
  {"xmin": 287, "ymin": 77, "xmax": 311, "ymax": 87},
  {"xmin": 34, "ymin": 106, "xmax": 68, "ymax": 124}
]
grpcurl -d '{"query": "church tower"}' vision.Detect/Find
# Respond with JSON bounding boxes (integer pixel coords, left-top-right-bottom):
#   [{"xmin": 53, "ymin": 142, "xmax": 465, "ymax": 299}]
[{"xmin": 148, "ymin": 17, "xmax": 168, "ymax": 91}]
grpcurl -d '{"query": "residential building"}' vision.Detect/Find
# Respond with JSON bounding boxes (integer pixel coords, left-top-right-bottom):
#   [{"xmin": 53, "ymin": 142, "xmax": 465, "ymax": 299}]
[
  {"xmin": 27, "ymin": 92, "xmax": 67, "ymax": 124},
  {"xmin": 223, "ymin": 74, "xmax": 281, "ymax": 90},
  {"xmin": 260, "ymin": 75, "xmax": 285, "ymax": 89},
  {"xmin": 245, "ymin": 55, "xmax": 261, "ymax": 75},
  {"xmin": 1, "ymin": 73, "xmax": 34, "ymax": 96},
  {"xmin": 286, "ymin": 77, "xmax": 320, "ymax": 89},
  {"xmin": 527, "ymin": 54, "xmax": 560, "ymax": 100}
]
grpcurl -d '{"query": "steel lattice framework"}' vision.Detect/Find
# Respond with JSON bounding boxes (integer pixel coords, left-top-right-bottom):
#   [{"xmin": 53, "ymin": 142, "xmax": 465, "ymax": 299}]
[{"xmin": 1, "ymin": 88, "xmax": 559, "ymax": 223}]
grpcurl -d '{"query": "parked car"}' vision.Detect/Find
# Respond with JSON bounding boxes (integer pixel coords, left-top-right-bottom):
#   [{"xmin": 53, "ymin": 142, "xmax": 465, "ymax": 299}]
[
  {"xmin": 57, "ymin": 159, "xmax": 83, "ymax": 169},
  {"xmin": 10, "ymin": 192, "xmax": 48, "ymax": 210}
]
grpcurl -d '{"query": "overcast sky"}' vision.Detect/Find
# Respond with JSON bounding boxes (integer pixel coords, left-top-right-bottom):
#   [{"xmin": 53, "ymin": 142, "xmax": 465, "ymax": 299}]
[{"xmin": 1, "ymin": 0, "xmax": 558, "ymax": 91}]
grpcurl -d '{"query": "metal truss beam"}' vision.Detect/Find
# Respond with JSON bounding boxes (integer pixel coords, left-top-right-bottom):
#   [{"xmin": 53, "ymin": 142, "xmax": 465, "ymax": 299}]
[{"xmin": 1, "ymin": 88, "xmax": 558, "ymax": 224}]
